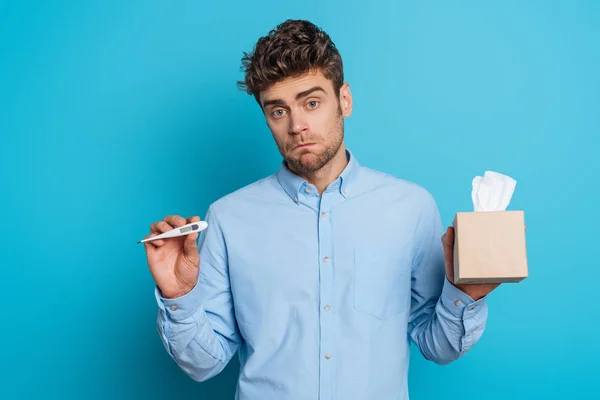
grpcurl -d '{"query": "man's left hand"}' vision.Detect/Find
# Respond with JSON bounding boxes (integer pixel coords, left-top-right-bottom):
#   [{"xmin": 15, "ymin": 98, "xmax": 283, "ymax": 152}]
[{"xmin": 441, "ymin": 226, "xmax": 500, "ymax": 301}]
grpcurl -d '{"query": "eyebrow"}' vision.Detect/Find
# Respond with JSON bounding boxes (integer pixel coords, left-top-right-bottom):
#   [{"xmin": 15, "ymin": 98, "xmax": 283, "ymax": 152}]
[
  {"xmin": 262, "ymin": 86, "xmax": 327, "ymax": 109},
  {"xmin": 296, "ymin": 85, "xmax": 326, "ymax": 100}
]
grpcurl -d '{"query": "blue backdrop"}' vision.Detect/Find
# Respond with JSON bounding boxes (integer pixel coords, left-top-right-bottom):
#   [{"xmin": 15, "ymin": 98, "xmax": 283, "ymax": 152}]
[{"xmin": 2, "ymin": 1, "xmax": 599, "ymax": 399}]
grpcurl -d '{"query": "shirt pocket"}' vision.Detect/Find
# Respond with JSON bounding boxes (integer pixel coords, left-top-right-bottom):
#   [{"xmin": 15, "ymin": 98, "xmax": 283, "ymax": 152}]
[{"xmin": 352, "ymin": 246, "xmax": 412, "ymax": 320}]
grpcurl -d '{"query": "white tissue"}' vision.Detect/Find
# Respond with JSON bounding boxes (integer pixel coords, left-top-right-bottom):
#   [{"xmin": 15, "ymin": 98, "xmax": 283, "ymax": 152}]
[{"xmin": 471, "ymin": 171, "xmax": 516, "ymax": 211}]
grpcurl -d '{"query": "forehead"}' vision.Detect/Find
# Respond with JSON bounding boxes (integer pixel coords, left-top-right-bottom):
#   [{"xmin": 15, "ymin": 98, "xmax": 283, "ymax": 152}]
[{"xmin": 259, "ymin": 70, "xmax": 333, "ymax": 104}]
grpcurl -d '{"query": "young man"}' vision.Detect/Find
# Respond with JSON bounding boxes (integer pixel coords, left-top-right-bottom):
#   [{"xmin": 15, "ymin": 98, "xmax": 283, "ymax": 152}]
[{"xmin": 143, "ymin": 19, "xmax": 498, "ymax": 400}]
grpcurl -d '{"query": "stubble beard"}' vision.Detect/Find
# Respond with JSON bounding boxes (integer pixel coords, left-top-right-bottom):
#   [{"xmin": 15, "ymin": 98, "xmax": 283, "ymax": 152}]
[{"xmin": 283, "ymin": 109, "xmax": 344, "ymax": 175}]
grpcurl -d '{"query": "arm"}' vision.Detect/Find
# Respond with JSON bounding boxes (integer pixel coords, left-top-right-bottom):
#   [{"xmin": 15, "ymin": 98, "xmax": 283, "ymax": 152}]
[
  {"xmin": 407, "ymin": 192, "xmax": 488, "ymax": 365},
  {"xmin": 155, "ymin": 204, "xmax": 241, "ymax": 381}
]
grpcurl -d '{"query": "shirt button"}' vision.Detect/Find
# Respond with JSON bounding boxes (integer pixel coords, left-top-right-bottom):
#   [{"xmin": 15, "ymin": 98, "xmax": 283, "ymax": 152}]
[
  {"xmin": 170, "ymin": 305, "xmax": 178, "ymax": 311},
  {"xmin": 324, "ymin": 353, "xmax": 331, "ymax": 359},
  {"xmin": 467, "ymin": 306, "xmax": 475, "ymax": 311},
  {"xmin": 323, "ymin": 256, "xmax": 330, "ymax": 263},
  {"xmin": 454, "ymin": 300, "xmax": 461, "ymax": 306},
  {"xmin": 343, "ymin": 188, "xmax": 349, "ymax": 194},
  {"xmin": 305, "ymin": 186, "xmax": 312, "ymax": 192},
  {"xmin": 321, "ymin": 212, "xmax": 327, "ymax": 218},
  {"xmin": 324, "ymin": 305, "xmax": 331, "ymax": 311}
]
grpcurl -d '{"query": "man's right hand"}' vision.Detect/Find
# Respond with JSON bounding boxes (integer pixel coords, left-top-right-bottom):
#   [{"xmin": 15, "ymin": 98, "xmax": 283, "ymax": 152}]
[{"xmin": 143, "ymin": 215, "xmax": 201, "ymax": 299}]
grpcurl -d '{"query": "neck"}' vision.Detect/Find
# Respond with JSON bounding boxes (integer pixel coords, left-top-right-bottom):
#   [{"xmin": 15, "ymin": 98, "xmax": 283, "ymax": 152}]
[{"xmin": 294, "ymin": 145, "xmax": 348, "ymax": 194}]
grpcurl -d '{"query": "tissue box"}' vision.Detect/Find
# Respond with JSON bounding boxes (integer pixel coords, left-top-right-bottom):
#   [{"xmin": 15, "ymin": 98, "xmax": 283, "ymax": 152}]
[{"xmin": 453, "ymin": 210, "xmax": 528, "ymax": 284}]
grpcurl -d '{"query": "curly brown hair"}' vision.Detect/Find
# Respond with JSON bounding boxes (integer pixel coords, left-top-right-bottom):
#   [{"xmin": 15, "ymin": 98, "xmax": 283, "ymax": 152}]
[{"xmin": 237, "ymin": 19, "xmax": 344, "ymax": 105}]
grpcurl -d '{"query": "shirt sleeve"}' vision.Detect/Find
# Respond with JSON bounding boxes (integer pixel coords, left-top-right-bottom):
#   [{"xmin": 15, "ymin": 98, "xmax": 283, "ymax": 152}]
[
  {"xmin": 155, "ymin": 204, "xmax": 241, "ymax": 381},
  {"xmin": 407, "ymin": 191, "xmax": 488, "ymax": 365}
]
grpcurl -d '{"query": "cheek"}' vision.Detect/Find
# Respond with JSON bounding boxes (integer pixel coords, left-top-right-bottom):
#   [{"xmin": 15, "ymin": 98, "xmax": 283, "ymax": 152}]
[
  {"xmin": 318, "ymin": 104, "xmax": 340, "ymax": 128},
  {"xmin": 269, "ymin": 126, "xmax": 288, "ymax": 148}
]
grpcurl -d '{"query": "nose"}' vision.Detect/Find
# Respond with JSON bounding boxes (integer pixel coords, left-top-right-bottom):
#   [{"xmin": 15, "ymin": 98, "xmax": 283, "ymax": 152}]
[{"xmin": 288, "ymin": 110, "xmax": 308, "ymax": 135}]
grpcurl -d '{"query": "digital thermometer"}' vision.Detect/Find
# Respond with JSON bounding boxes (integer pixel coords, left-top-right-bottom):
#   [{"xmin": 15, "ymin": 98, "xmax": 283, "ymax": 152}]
[{"xmin": 137, "ymin": 221, "xmax": 208, "ymax": 244}]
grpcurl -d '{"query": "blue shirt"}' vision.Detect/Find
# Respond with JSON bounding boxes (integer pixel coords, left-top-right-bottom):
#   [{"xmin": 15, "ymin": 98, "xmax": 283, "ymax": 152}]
[{"xmin": 154, "ymin": 149, "xmax": 488, "ymax": 400}]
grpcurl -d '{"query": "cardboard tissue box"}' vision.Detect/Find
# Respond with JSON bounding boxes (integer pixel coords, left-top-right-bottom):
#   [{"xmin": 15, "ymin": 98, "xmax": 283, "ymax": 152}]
[{"xmin": 453, "ymin": 171, "xmax": 528, "ymax": 284}]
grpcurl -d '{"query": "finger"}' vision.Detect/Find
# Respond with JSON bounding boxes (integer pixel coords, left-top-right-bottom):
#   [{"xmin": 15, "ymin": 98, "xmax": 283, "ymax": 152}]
[
  {"xmin": 447, "ymin": 226, "xmax": 454, "ymax": 243},
  {"xmin": 183, "ymin": 231, "xmax": 199, "ymax": 258},
  {"xmin": 143, "ymin": 233, "xmax": 164, "ymax": 249},
  {"xmin": 150, "ymin": 221, "xmax": 173, "ymax": 234},
  {"xmin": 164, "ymin": 215, "xmax": 187, "ymax": 228},
  {"xmin": 143, "ymin": 241, "xmax": 155, "ymax": 253},
  {"xmin": 186, "ymin": 215, "xmax": 201, "ymax": 223},
  {"xmin": 441, "ymin": 226, "xmax": 454, "ymax": 247}
]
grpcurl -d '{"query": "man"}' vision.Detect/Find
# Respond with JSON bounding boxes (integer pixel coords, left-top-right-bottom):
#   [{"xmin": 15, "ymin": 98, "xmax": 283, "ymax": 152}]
[{"xmin": 143, "ymin": 19, "xmax": 498, "ymax": 399}]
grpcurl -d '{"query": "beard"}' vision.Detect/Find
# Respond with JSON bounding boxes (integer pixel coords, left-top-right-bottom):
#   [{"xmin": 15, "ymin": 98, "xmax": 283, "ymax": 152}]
[{"xmin": 282, "ymin": 109, "xmax": 344, "ymax": 175}]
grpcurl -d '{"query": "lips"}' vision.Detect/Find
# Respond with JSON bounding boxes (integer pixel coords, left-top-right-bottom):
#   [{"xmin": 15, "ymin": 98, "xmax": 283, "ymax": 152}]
[{"xmin": 292, "ymin": 143, "xmax": 317, "ymax": 150}]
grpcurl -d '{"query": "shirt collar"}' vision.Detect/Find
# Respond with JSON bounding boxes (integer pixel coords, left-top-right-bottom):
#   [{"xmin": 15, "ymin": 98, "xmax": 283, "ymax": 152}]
[{"xmin": 276, "ymin": 148, "xmax": 360, "ymax": 203}]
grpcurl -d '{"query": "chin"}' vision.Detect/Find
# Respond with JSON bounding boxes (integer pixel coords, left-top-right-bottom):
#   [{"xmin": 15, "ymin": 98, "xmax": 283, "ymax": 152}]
[{"xmin": 286, "ymin": 152, "xmax": 325, "ymax": 173}]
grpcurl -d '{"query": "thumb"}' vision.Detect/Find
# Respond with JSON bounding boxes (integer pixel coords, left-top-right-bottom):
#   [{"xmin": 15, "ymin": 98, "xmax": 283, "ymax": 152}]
[
  {"xmin": 183, "ymin": 232, "xmax": 199, "ymax": 258},
  {"xmin": 442, "ymin": 227, "xmax": 455, "ymax": 281}
]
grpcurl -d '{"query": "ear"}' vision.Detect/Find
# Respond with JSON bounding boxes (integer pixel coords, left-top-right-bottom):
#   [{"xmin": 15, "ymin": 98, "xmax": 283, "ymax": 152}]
[{"xmin": 339, "ymin": 82, "xmax": 353, "ymax": 117}]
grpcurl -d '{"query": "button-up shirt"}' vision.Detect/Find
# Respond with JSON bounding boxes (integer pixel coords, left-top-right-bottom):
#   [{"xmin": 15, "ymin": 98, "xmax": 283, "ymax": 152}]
[{"xmin": 155, "ymin": 149, "xmax": 488, "ymax": 400}]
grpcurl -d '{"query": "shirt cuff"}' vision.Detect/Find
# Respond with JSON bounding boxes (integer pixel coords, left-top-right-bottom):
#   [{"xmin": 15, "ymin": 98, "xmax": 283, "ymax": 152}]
[
  {"xmin": 154, "ymin": 281, "xmax": 203, "ymax": 322},
  {"xmin": 440, "ymin": 277, "xmax": 487, "ymax": 319}
]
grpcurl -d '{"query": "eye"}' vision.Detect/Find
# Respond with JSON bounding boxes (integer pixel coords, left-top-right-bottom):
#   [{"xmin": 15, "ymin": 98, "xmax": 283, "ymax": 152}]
[
  {"xmin": 307, "ymin": 100, "xmax": 319, "ymax": 109},
  {"xmin": 272, "ymin": 109, "xmax": 286, "ymax": 118}
]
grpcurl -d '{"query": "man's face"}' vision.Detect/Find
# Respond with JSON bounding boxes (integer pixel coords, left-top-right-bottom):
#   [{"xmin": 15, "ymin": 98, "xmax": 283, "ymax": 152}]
[{"xmin": 259, "ymin": 70, "xmax": 353, "ymax": 174}]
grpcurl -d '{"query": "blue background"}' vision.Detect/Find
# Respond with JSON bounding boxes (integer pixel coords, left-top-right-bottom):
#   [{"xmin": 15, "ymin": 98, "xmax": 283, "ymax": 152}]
[{"xmin": 2, "ymin": 1, "xmax": 599, "ymax": 398}]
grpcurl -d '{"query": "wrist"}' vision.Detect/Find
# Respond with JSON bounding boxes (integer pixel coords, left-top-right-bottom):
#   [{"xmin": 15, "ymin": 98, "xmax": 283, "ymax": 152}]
[
  {"xmin": 156, "ymin": 281, "xmax": 203, "ymax": 322},
  {"xmin": 454, "ymin": 283, "xmax": 492, "ymax": 301},
  {"xmin": 159, "ymin": 285, "xmax": 194, "ymax": 300}
]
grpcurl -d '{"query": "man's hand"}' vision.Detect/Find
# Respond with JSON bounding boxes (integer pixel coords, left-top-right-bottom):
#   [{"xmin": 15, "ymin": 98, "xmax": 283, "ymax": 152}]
[
  {"xmin": 441, "ymin": 226, "xmax": 500, "ymax": 301},
  {"xmin": 143, "ymin": 215, "xmax": 202, "ymax": 299}
]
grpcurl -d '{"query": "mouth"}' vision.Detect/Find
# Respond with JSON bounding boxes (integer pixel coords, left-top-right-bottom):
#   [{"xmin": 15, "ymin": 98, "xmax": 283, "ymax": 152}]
[{"xmin": 292, "ymin": 142, "xmax": 317, "ymax": 151}]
